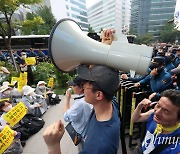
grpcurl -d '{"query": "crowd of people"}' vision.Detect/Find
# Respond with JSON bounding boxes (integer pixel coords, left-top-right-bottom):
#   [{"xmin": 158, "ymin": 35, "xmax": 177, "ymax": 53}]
[
  {"xmin": 43, "ymin": 30, "xmax": 180, "ymax": 154},
  {"xmin": 0, "ymin": 79, "xmax": 61, "ymax": 153},
  {"xmin": 0, "ymin": 48, "xmax": 49, "ymax": 64},
  {"xmin": 0, "ymin": 29, "xmax": 180, "ymax": 154}
]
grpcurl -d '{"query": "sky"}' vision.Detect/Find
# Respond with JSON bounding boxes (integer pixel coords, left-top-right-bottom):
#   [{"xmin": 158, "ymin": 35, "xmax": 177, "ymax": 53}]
[{"xmin": 86, "ymin": 0, "xmax": 99, "ymax": 8}]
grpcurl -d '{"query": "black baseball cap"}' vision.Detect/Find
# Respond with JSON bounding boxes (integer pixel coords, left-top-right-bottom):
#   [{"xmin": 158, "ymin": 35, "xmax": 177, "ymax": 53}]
[
  {"xmin": 152, "ymin": 56, "xmax": 165, "ymax": 65},
  {"xmin": 77, "ymin": 65, "xmax": 119, "ymax": 95},
  {"xmin": 67, "ymin": 76, "xmax": 84, "ymax": 86}
]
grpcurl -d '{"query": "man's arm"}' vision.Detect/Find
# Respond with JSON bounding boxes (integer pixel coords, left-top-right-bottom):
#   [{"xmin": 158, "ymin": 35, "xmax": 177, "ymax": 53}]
[
  {"xmin": 63, "ymin": 89, "xmax": 71, "ymax": 114},
  {"xmin": 131, "ymin": 98, "xmax": 154, "ymax": 123},
  {"xmin": 43, "ymin": 120, "xmax": 65, "ymax": 154}
]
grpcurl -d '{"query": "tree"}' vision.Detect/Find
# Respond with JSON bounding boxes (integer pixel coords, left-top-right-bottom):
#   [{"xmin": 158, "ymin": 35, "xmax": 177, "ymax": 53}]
[
  {"xmin": 88, "ymin": 24, "xmax": 95, "ymax": 33},
  {"xmin": 21, "ymin": 6, "xmax": 56, "ymax": 35},
  {"xmin": 160, "ymin": 22, "xmax": 180, "ymax": 44},
  {"xmin": 21, "ymin": 15, "xmax": 44, "ymax": 35},
  {"xmin": 135, "ymin": 33, "xmax": 153, "ymax": 45},
  {"xmin": 0, "ymin": 0, "xmax": 42, "ymax": 71}
]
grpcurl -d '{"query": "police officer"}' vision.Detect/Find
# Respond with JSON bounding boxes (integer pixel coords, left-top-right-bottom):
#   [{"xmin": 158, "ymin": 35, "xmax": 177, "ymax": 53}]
[
  {"xmin": 164, "ymin": 52, "xmax": 175, "ymax": 75},
  {"xmin": 135, "ymin": 56, "xmax": 172, "ymax": 93}
]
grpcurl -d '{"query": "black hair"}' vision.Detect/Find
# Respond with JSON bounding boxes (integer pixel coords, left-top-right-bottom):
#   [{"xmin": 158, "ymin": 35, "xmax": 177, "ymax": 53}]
[
  {"xmin": 161, "ymin": 89, "xmax": 180, "ymax": 120},
  {"xmin": 0, "ymin": 101, "xmax": 6, "ymax": 110},
  {"xmin": 88, "ymin": 81, "xmax": 114, "ymax": 101}
]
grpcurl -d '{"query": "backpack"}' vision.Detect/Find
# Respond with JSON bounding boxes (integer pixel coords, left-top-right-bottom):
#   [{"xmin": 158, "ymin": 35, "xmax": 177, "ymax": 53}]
[
  {"xmin": 14, "ymin": 126, "xmax": 30, "ymax": 141},
  {"xmin": 19, "ymin": 114, "xmax": 45, "ymax": 135},
  {"xmin": 48, "ymin": 93, "xmax": 61, "ymax": 105}
]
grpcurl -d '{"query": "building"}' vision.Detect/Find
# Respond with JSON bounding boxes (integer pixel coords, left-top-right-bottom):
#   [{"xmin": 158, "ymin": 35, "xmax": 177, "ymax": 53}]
[
  {"xmin": 174, "ymin": 0, "xmax": 180, "ymax": 31},
  {"xmin": 87, "ymin": 0, "xmax": 131, "ymax": 34},
  {"xmin": 130, "ymin": 0, "xmax": 176, "ymax": 38},
  {"xmin": 44, "ymin": 0, "xmax": 89, "ymax": 31}
]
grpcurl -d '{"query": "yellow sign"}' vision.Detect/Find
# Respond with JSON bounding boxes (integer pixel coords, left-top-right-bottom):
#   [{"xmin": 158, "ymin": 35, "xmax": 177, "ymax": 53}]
[
  {"xmin": 25, "ymin": 57, "xmax": 36, "ymax": 65},
  {"xmin": 0, "ymin": 126, "xmax": 14, "ymax": 154},
  {"xmin": 0, "ymin": 98, "xmax": 10, "ymax": 102},
  {"xmin": 20, "ymin": 72, "xmax": 27, "ymax": 86},
  {"xmin": 48, "ymin": 77, "xmax": 54, "ymax": 88},
  {"xmin": 3, "ymin": 102, "xmax": 27, "ymax": 127},
  {"xmin": 18, "ymin": 72, "xmax": 27, "ymax": 92},
  {"xmin": 11, "ymin": 77, "xmax": 19, "ymax": 85}
]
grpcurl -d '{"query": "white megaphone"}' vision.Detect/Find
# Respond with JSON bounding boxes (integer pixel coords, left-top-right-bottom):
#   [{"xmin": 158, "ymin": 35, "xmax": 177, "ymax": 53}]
[{"xmin": 49, "ymin": 18, "xmax": 153, "ymax": 75}]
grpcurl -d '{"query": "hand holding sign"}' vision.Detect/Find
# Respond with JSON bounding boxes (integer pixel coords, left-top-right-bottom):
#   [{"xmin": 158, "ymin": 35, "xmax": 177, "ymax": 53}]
[
  {"xmin": 3, "ymin": 102, "xmax": 27, "ymax": 127},
  {"xmin": 0, "ymin": 126, "xmax": 14, "ymax": 154}
]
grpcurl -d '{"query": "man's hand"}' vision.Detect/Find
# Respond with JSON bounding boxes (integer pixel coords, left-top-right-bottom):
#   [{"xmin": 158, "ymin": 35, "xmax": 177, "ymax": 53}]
[
  {"xmin": 121, "ymin": 74, "xmax": 128, "ymax": 80},
  {"xmin": 150, "ymin": 68, "xmax": 158, "ymax": 76},
  {"xmin": 134, "ymin": 82, "xmax": 140, "ymax": 87},
  {"xmin": 137, "ymin": 98, "xmax": 152, "ymax": 110},
  {"xmin": 43, "ymin": 120, "xmax": 65, "ymax": 154},
  {"xmin": 65, "ymin": 89, "xmax": 71, "ymax": 101},
  {"xmin": 148, "ymin": 92, "xmax": 156, "ymax": 101},
  {"xmin": 101, "ymin": 29, "xmax": 115, "ymax": 45}
]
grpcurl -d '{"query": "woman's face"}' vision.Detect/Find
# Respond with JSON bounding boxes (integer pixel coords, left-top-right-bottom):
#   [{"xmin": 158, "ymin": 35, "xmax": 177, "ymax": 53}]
[{"xmin": 2, "ymin": 102, "xmax": 12, "ymax": 112}]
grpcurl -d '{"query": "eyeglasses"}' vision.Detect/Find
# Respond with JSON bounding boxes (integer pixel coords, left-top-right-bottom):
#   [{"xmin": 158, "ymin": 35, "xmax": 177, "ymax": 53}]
[
  {"xmin": 83, "ymin": 86, "xmax": 97, "ymax": 91},
  {"xmin": 83, "ymin": 86, "xmax": 93, "ymax": 90}
]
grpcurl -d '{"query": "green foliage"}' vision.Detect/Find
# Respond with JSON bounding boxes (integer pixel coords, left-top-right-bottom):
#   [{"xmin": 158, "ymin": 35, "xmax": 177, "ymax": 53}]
[
  {"xmin": 0, "ymin": 0, "xmax": 43, "ymax": 36},
  {"xmin": 0, "ymin": 61, "xmax": 19, "ymax": 84},
  {"xmin": 88, "ymin": 24, "xmax": 95, "ymax": 33},
  {"xmin": 55, "ymin": 69, "xmax": 75, "ymax": 89},
  {"xmin": 21, "ymin": 16, "xmax": 44, "ymax": 35},
  {"xmin": 33, "ymin": 62, "xmax": 75, "ymax": 89},
  {"xmin": 135, "ymin": 33, "xmax": 153, "ymax": 45},
  {"xmin": 160, "ymin": 22, "xmax": 180, "ymax": 44},
  {"xmin": 33, "ymin": 62, "xmax": 56, "ymax": 84},
  {"xmin": 21, "ymin": 6, "xmax": 56, "ymax": 35},
  {"xmin": 36, "ymin": 6, "xmax": 56, "ymax": 34},
  {"xmin": 129, "ymin": 27, "xmax": 136, "ymax": 35}
]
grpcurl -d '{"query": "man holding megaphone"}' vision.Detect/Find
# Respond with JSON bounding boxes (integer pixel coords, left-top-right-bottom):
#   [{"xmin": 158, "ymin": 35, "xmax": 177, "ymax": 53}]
[
  {"xmin": 43, "ymin": 18, "xmax": 153, "ymax": 153},
  {"xmin": 43, "ymin": 29, "xmax": 122, "ymax": 154}
]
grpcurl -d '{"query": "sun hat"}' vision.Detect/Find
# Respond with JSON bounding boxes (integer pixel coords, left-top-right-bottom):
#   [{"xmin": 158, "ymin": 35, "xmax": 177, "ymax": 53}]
[
  {"xmin": 22, "ymin": 85, "xmax": 35, "ymax": 95},
  {"xmin": 0, "ymin": 85, "xmax": 12, "ymax": 93},
  {"xmin": 37, "ymin": 81, "xmax": 47, "ymax": 86}
]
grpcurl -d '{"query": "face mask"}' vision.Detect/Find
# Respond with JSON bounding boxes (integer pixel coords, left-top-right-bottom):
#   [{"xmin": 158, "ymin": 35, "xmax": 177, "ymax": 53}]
[
  {"xmin": 4, "ymin": 105, "xmax": 13, "ymax": 112},
  {"xmin": 22, "ymin": 55, "xmax": 27, "ymax": 59},
  {"xmin": 3, "ymin": 90, "xmax": 11, "ymax": 95},
  {"xmin": 39, "ymin": 86, "xmax": 45, "ymax": 90},
  {"xmin": 156, "ymin": 67, "xmax": 164, "ymax": 74}
]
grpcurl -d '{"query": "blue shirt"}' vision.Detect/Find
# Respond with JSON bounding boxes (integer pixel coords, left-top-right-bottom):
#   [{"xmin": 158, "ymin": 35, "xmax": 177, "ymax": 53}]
[
  {"xmin": 64, "ymin": 95, "xmax": 93, "ymax": 134},
  {"xmin": 174, "ymin": 56, "xmax": 180, "ymax": 67},
  {"xmin": 142, "ymin": 113, "xmax": 180, "ymax": 154},
  {"xmin": 79, "ymin": 102, "xmax": 120, "ymax": 154},
  {"xmin": 164, "ymin": 62, "xmax": 175, "ymax": 75},
  {"xmin": 150, "ymin": 70, "xmax": 171, "ymax": 93}
]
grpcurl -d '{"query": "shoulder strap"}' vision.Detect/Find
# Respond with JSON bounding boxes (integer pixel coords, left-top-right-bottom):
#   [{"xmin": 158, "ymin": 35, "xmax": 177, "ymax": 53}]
[
  {"xmin": 149, "ymin": 133, "xmax": 180, "ymax": 154},
  {"xmin": 82, "ymin": 109, "xmax": 95, "ymax": 136},
  {"xmin": 74, "ymin": 95, "xmax": 84, "ymax": 100}
]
